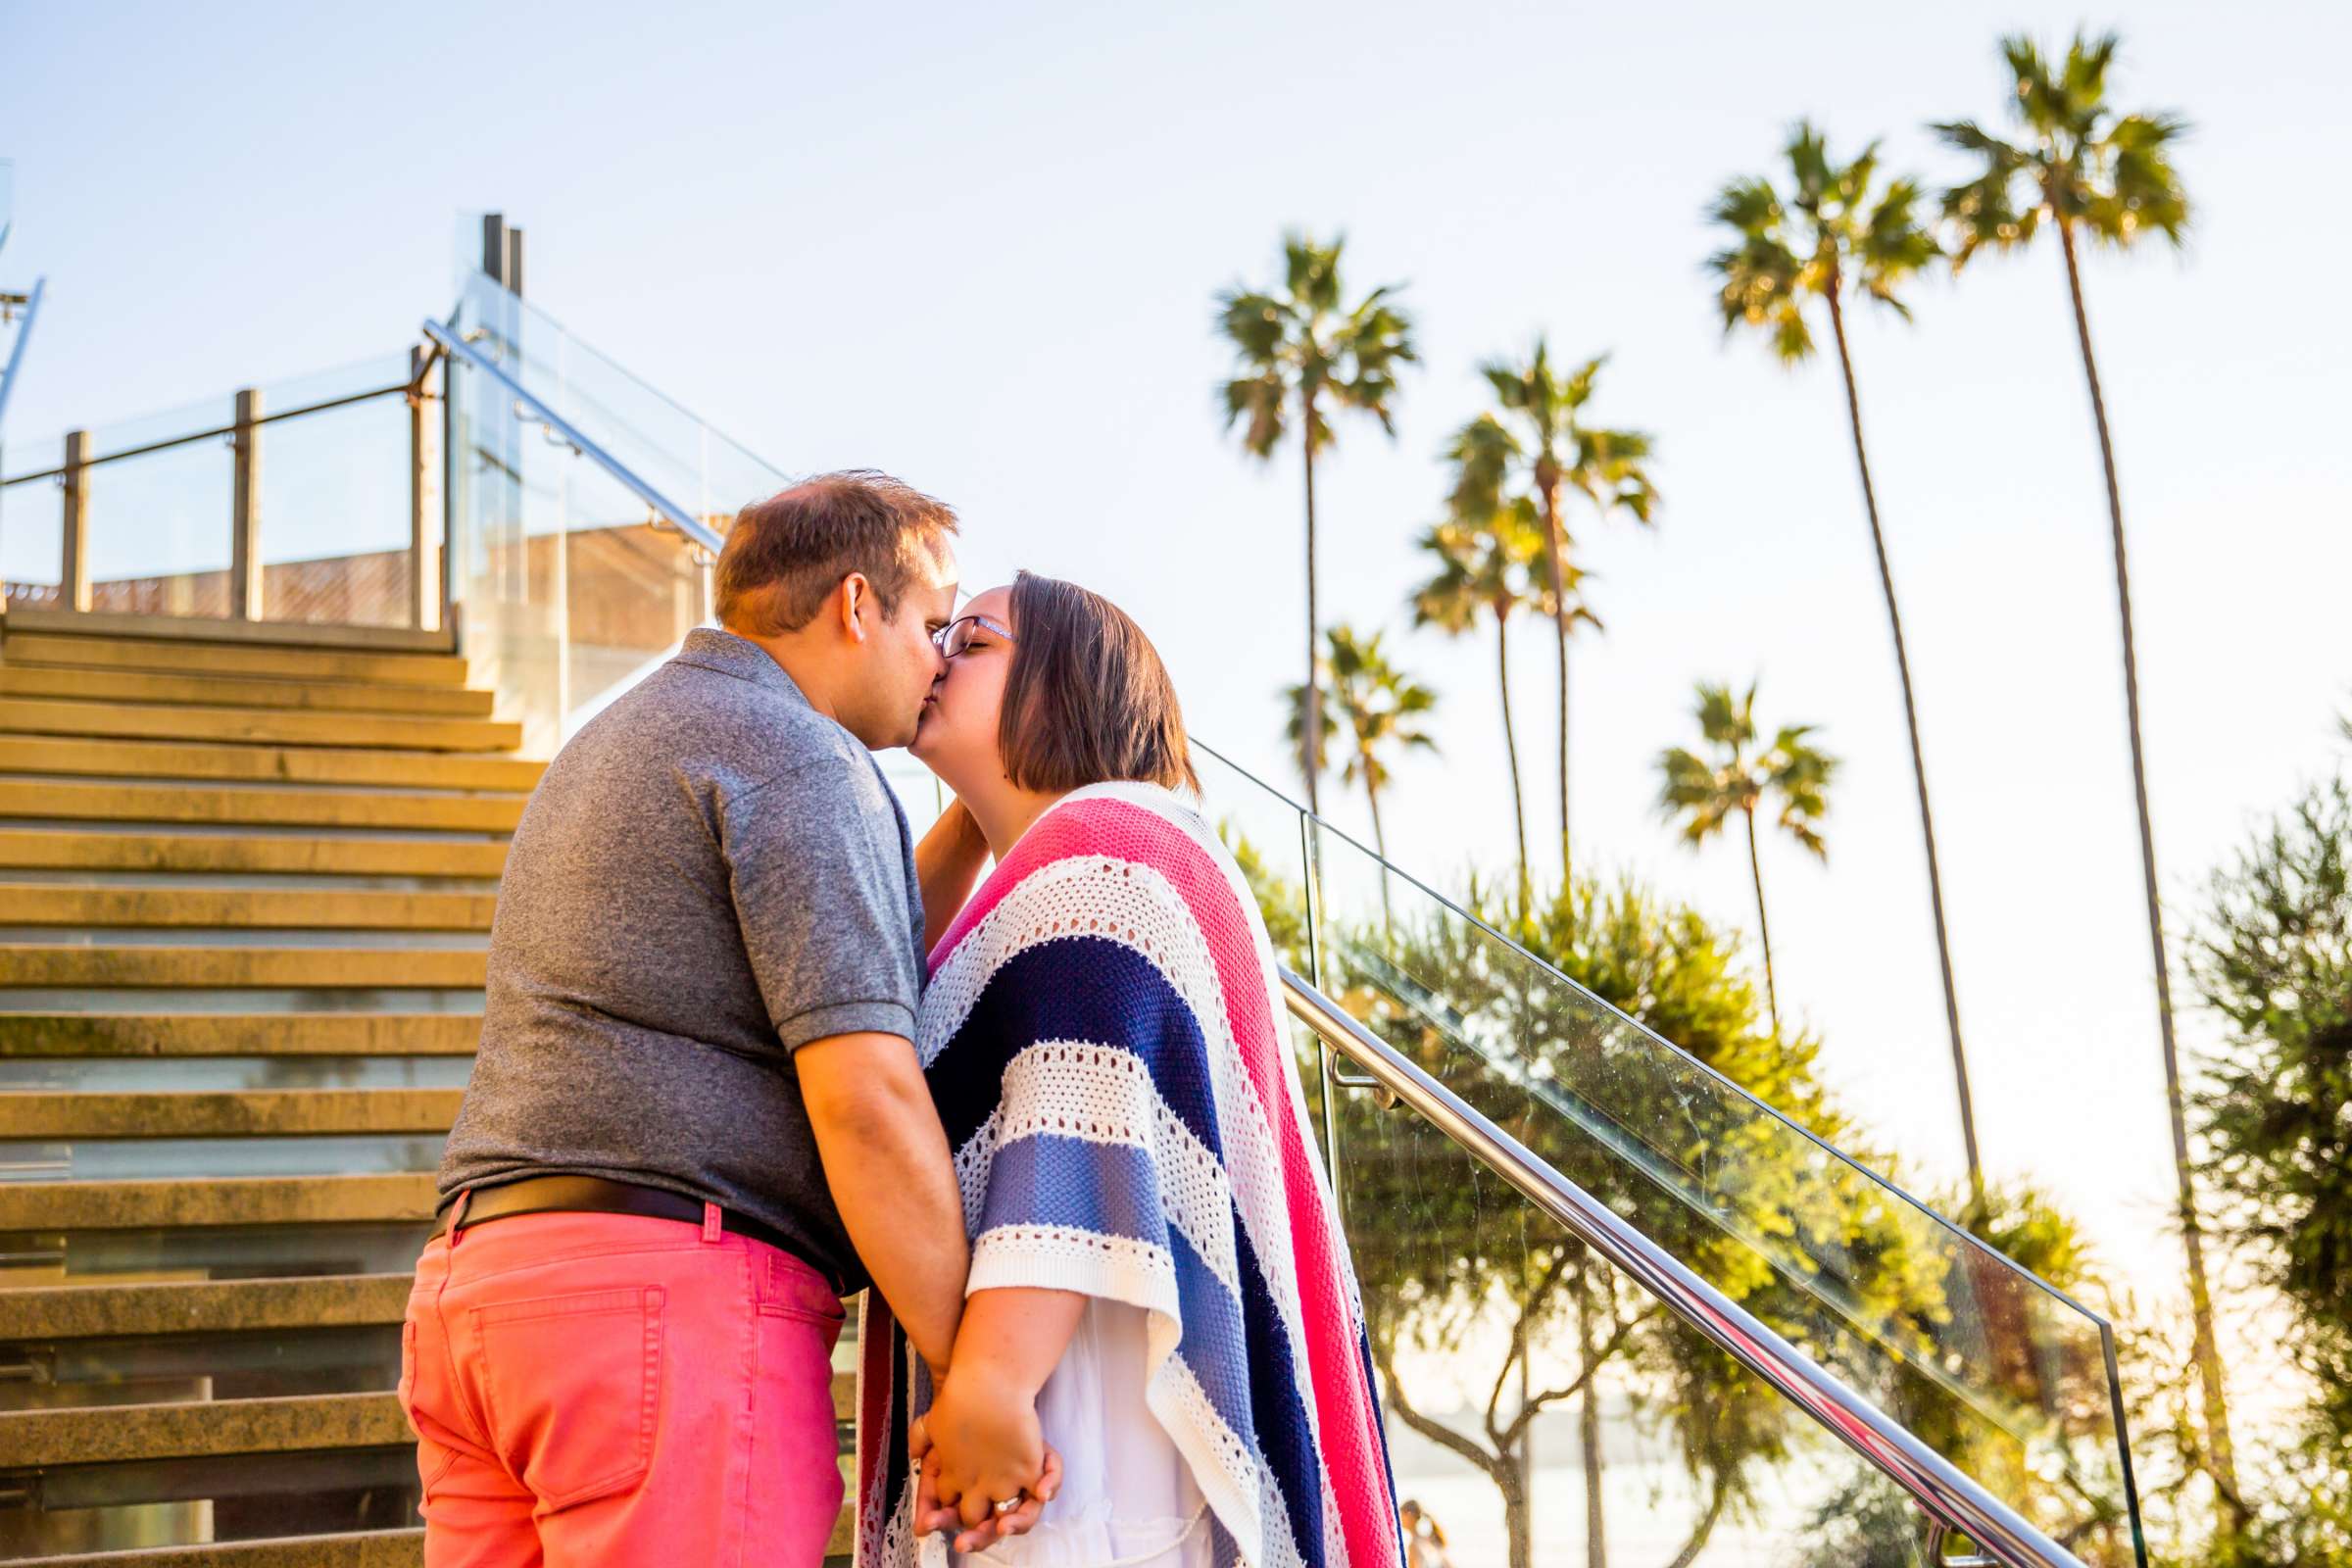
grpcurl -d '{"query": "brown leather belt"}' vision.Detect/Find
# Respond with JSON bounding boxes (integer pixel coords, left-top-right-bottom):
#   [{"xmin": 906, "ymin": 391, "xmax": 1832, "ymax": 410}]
[{"xmin": 431, "ymin": 1174, "xmax": 828, "ymax": 1284}]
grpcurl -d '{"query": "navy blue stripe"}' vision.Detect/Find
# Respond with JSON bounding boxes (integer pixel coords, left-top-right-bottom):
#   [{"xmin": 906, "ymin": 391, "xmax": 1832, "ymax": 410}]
[
  {"xmin": 928, "ymin": 936, "xmax": 1224, "ymax": 1158},
  {"xmin": 1234, "ymin": 1219, "xmax": 1326, "ymax": 1568}
]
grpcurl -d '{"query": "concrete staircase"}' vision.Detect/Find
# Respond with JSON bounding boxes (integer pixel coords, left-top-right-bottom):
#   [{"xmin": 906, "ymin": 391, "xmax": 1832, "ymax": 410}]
[{"xmin": 0, "ymin": 612, "xmax": 857, "ymax": 1564}]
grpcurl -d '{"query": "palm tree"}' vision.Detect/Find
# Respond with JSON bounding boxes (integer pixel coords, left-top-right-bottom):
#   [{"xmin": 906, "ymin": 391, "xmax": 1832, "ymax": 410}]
[
  {"xmin": 1285, "ymin": 625, "xmax": 1439, "ymax": 930},
  {"xmin": 1707, "ymin": 122, "xmax": 1986, "ymax": 1210},
  {"xmin": 1447, "ymin": 348, "xmax": 1654, "ymax": 901},
  {"xmin": 1407, "ymin": 490, "xmax": 1554, "ymax": 916},
  {"xmin": 1285, "ymin": 624, "xmax": 1439, "ymax": 863},
  {"xmin": 1657, "ymin": 682, "xmax": 1838, "ymax": 1037},
  {"xmin": 1218, "ymin": 233, "xmax": 1417, "ymax": 820},
  {"xmin": 1931, "ymin": 27, "xmax": 2233, "ymax": 1509}
]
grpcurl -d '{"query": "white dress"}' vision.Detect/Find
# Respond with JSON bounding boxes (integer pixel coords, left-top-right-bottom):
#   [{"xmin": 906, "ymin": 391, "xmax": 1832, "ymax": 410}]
[{"xmin": 948, "ymin": 1299, "xmax": 1212, "ymax": 1568}]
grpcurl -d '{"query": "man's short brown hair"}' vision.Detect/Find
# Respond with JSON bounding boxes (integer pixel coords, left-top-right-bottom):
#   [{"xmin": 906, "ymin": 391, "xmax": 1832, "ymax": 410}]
[
  {"xmin": 714, "ymin": 470, "xmax": 958, "ymax": 634},
  {"xmin": 998, "ymin": 571, "xmax": 1199, "ymax": 795}
]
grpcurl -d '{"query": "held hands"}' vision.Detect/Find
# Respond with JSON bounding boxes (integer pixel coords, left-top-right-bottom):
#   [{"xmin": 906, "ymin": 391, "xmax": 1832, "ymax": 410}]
[{"xmin": 908, "ymin": 1361, "xmax": 1064, "ymax": 1554}]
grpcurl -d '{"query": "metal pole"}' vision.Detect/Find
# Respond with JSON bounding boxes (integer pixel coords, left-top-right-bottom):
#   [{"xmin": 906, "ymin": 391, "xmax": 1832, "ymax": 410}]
[
  {"xmin": 60, "ymin": 427, "xmax": 89, "ymax": 612},
  {"xmin": 481, "ymin": 214, "xmax": 508, "ymax": 287},
  {"xmin": 409, "ymin": 346, "xmax": 440, "ymax": 631},
  {"xmin": 229, "ymin": 388, "xmax": 262, "ymax": 619}
]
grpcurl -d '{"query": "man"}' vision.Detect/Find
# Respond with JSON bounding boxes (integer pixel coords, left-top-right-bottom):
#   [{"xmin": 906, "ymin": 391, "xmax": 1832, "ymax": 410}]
[{"xmin": 403, "ymin": 471, "xmax": 1017, "ymax": 1565}]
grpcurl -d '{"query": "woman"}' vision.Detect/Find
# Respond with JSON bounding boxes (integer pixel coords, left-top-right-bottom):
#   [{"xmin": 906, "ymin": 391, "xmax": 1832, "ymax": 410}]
[{"xmin": 856, "ymin": 572, "xmax": 1402, "ymax": 1568}]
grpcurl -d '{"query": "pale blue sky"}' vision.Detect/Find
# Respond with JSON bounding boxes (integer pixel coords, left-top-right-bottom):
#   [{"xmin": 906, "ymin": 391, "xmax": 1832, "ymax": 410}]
[{"xmin": 4, "ymin": 0, "xmax": 2348, "ymax": 1366}]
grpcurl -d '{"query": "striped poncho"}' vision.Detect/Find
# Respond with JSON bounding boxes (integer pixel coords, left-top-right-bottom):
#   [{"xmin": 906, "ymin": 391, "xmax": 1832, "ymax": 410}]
[{"xmin": 856, "ymin": 781, "xmax": 1402, "ymax": 1568}]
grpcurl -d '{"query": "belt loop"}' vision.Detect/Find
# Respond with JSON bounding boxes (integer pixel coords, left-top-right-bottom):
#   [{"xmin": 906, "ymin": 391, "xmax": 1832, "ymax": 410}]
[
  {"xmin": 702, "ymin": 1201, "xmax": 723, "ymax": 1245},
  {"xmin": 449, "ymin": 1188, "xmax": 473, "ymax": 1248}
]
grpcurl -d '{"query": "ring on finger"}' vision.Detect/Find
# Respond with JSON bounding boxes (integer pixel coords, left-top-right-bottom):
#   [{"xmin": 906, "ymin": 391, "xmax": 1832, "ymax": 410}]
[{"xmin": 993, "ymin": 1494, "xmax": 1022, "ymax": 1515}]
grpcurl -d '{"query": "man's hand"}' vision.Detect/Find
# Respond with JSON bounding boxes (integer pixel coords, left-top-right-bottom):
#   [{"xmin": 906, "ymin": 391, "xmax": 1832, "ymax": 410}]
[
  {"xmin": 909, "ymin": 1413, "xmax": 1062, "ymax": 1552},
  {"xmin": 916, "ymin": 1361, "xmax": 1061, "ymax": 1550}
]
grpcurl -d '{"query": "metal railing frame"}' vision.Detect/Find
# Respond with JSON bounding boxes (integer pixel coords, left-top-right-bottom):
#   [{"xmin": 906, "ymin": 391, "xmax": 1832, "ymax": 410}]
[{"xmin": 1277, "ymin": 966, "xmax": 2083, "ymax": 1568}]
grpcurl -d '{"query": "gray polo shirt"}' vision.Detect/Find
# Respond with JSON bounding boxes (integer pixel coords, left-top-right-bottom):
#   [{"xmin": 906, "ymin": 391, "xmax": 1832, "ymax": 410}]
[{"xmin": 437, "ymin": 627, "xmax": 924, "ymax": 1293}]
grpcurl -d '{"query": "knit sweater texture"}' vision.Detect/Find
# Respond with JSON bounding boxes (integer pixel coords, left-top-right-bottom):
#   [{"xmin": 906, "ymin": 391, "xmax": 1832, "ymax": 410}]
[{"xmin": 856, "ymin": 782, "xmax": 1402, "ymax": 1568}]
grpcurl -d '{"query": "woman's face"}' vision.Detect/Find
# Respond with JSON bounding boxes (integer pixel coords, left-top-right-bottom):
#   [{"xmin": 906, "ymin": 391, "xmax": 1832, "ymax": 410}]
[{"xmin": 909, "ymin": 584, "xmax": 1015, "ymax": 784}]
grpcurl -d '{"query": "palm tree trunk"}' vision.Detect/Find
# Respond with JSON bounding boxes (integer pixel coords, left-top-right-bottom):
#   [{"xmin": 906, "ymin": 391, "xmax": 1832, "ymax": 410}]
[
  {"xmin": 1299, "ymin": 408, "xmax": 1323, "ymax": 819},
  {"xmin": 1576, "ymin": 1265, "xmax": 1608, "ymax": 1568},
  {"xmin": 1823, "ymin": 285, "xmax": 1984, "ymax": 1214},
  {"xmin": 1743, "ymin": 805, "xmax": 1781, "ymax": 1037},
  {"xmin": 1365, "ymin": 773, "xmax": 1394, "ymax": 933},
  {"xmin": 2057, "ymin": 215, "xmax": 2240, "ymax": 1509},
  {"xmin": 1494, "ymin": 611, "xmax": 1533, "ymax": 917},
  {"xmin": 1662, "ymin": 1475, "xmax": 1730, "ymax": 1568},
  {"xmin": 1540, "ymin": 482, "xmax": 1573, "ymax": 899}
]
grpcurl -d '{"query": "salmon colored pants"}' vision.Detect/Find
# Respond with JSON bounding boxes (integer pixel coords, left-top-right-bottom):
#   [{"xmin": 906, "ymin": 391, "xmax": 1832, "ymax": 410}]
[{"xmin": 399, "ymin": 1201, "xmax": 847, "ymax": 1568}]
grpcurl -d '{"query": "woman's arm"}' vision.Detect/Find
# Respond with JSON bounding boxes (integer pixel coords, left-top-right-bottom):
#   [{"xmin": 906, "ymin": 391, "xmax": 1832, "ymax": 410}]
[
  {"xmin": 914, "ymin": 798, "xmax": 991, "ymax": 953},
  {"xmin": 920, "ymin": 1286, "xmax": 1087, "ymax": 1544}
]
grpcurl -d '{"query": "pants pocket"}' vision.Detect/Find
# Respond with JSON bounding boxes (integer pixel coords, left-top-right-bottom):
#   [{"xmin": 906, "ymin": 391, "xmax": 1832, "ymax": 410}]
[{"xmin": 474, "ymin": 1284, "xmax": 666, "ymax": 1512}]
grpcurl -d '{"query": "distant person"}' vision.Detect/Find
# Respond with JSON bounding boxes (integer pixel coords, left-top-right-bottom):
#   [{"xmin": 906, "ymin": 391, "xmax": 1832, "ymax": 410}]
[
  {"xmin": 401, "ymin": 474, "xmax": 1054, "ymax": 1565},
  {"xmin": 856, "ymin": 573, "xmax": 1406, "ymax": 1567},
  {"xmin": 1400, "ymin": 1499, "xmax": 1457, "ymax": 1568}
]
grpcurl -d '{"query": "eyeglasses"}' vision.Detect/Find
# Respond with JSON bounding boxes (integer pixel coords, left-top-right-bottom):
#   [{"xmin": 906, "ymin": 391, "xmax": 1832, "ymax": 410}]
[{"xmin": 932, "ymin": 612, "xmax": 1015, "ymax": 659}]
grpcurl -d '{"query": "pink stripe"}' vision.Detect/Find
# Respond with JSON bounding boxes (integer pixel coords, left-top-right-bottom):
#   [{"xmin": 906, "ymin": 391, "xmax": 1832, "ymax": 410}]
[{"xmin": 1016, "ymin": 796, "xmax": 1398, "ymax": 1568}]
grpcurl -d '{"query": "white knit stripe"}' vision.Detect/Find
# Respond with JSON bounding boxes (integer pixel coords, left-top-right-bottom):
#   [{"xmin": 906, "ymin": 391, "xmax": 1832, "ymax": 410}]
[
  {"xmin": 1114, "ymin": 783, "xmax": 1373, "ymax": 1335},
  {"xmin": 966, "ymin": 1222, "xmax": 1180, "ymax": 1313},
  {"xmin": 986, "ymin": 1039, "xmax": 1244, "ymax": 1299},
  {"xmin": 1145, "ymin": 1329, "xmax": 1266, "ymax": 1568},
  {"xmin": 920, "ymin": 852, "xmax": 1323, "ymax": 1441}
]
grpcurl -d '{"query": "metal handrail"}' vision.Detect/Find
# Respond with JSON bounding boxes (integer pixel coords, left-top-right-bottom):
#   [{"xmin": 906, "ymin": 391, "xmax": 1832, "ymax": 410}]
[
  {"xmin": 1276, "ymin": 965, "xmax": 2085, "ymax": 1568},
  {"xmin": 0, "ymin": 377, "xmax": 415, "ymax": 487},
  {"xmin": 420, "ymin": 318, "xmax": 721, "ymax": 556}
]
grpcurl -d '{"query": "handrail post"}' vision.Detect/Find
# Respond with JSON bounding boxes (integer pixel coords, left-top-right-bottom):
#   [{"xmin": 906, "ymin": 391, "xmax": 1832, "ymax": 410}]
[
  {"xmin": 60, "ymin": 427, "xmax": 90, "ymax": 612},
  {"xmin": 409, "ymin": 347, "xmax": 441, "ymax": 631},
  {"xmin": 229, "ymin": 387, "xmax": 262, "ymax": 619}
]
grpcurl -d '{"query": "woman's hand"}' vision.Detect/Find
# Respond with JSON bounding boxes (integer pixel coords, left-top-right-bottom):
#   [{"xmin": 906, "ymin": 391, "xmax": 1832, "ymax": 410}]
[
  {"xmin": 909, "ymin": 1411, "xmax": 1062, "ymax": 1552},
  {"xmin": 911, "ymin": 1367, "xmax": 1064, "ymax": 1551},
  {"xmin": 915, "ymin": 797, "xmax": 992, "ymax": 952}
]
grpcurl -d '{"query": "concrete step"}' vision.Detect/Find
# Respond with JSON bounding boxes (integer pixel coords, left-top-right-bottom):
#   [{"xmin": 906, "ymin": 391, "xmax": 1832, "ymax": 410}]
[
  {"xmin": 0, "ymin": 885, "xmax": 498, "ymax": 930},
  {"xmin": 0, "ymin": 1089, "xmax": 465, "ymax": 1138},
  {"xmin": 1, "ymin": 630, "xmax": 470, "ymax": 687},
  {"xmin": 0, "ymin": 735, "xmax": 543, "ymax": 792},
  {"xmin": 0, "ymin": 1274, "xmax": 413, "ymax": 1340},
  {"xmin": 0, "ymin": 698, "xmax": 522, "ymax": 754},
  {"xmin": 0, "ymin": 780, "xmax": 525, "ymax": 833},
  {"xmin": 0, "ymin": 1013, "xmax": 479, "ymax": 1056},
  {"xmin": 0, "ymin": 947, "xmax": 489, "ymax": 989},
  {"xmin": 0, "ymin": 606, "xmax": 457, "ymax": 655},
  {"xmin": 0, "ymin": 1172, "xmax": 439, "ymax": 1230},
  {"xmin": 0, "ymin": 830, "xmax": 509, "ymax": 878},
  {"xmin": 0, "ymin": 666, "xmax": 496, "ymax": 718},
  {"xmin": 0, "ymin": 1391, "xmax": 413, "ymax": 1468},
  {"xmin": 13, "ymin": 1530, "xmax": 427, "ymax": 1567}
]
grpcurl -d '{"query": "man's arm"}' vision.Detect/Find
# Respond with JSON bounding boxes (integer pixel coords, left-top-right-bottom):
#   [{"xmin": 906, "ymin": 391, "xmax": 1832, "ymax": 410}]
[
  {"xmin": 797, "ymin": 1031, "xmax": 967, "ymax": 1373},
  {"xmin": 914, "ymin": 799, "xmax": 991, "ymax": 953}
]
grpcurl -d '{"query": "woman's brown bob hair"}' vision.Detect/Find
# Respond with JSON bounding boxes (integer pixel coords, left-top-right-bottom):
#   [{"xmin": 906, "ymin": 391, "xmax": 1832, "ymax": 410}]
[{"xmin": 997, "ymin": 571, "xmax": 1200, "ymax": 796}]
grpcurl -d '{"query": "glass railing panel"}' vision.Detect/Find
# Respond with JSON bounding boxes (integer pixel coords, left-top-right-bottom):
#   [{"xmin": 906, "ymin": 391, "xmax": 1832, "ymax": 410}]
[
  {"xmin": 1300, "ymin": 816, "xmax": 2140, "ymax": 1565},
  {"xmin": 1330, "ymin": 1040, "xmax": 1941, "ymax": 1565},
  {"xmin": 257, "ymin": 354, "xmax": 416, "ymax": 629},
  {"xmin": 443, "ymin": 270, "xmax": 796, "ymax": 754},
  {"xmin": 0, "ymin": 360, "xmax": 431, "ymax": 627},
  {"xmin": 71, "ymin": 393, "xmax": 237, "ymax": 618},
  {"xmin": 0, "ymin": 433, "xmax": 63, "ymax": 605}
]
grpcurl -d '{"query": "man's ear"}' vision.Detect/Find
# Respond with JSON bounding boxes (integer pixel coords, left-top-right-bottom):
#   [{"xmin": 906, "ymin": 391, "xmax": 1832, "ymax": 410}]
[{"xmin": 836, "ymin": 573, "xmax": 871, "ymax": 642}]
